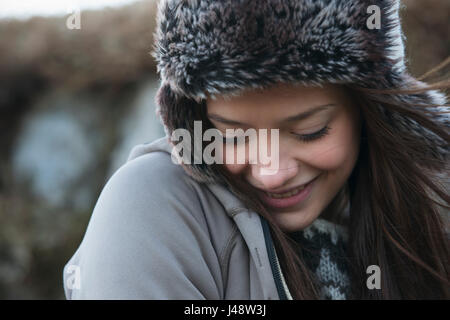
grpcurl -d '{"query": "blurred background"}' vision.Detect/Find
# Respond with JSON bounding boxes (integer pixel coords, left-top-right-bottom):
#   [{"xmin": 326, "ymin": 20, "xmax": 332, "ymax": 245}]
[{"xmin": 0, "ymin": 0, "xmax": 448, "ymax": 299}]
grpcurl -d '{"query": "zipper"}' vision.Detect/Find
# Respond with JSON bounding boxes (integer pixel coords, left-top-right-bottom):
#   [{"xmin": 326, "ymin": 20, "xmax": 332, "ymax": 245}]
[{"xmin": 259, "ymin": 215, "xmax": 289, "ymax": 300}]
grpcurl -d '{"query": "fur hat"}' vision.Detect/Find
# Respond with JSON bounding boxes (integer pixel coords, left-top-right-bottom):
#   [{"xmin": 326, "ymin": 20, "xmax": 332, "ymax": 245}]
[{"xmin": 151, "ymin": 0, "xmax": 449, "ymax": 183}]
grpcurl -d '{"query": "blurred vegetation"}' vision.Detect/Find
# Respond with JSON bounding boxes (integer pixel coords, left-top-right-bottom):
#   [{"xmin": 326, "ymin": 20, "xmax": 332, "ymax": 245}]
[
  {"xmin": 0, "ymin": 0, "xmax": 448, "ymax": 299},
  {"xmin": 401, "ymin": 0, "xmax": 450, "ymax": 79},
  {"xmin": 0, "ymin": 1, "xmax": 159, "ymax": 158}
]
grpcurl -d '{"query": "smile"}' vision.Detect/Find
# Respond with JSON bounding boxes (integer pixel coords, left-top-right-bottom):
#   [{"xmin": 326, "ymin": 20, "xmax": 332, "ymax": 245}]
[
  {"xmin": 257, "ymin": 176, "xmax": 319, "ymax": 209},
  {"xmin": 265, "ymin": 184, "xmax": 307, "ymax": 199}
]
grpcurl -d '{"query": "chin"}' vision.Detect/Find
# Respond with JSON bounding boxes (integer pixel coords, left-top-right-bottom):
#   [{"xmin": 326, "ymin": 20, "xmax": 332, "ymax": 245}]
[{"xmin": 273, "ymin": 210, "xmax": 319, "ymax": 233}]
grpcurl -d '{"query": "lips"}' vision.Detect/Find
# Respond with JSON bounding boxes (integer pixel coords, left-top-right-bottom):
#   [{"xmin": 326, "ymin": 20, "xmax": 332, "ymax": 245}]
[
  {"xmin": 255, "ymin": 176, "xmax": 319, "ymax": 209},
  {"xmin": 265, "ymin": 184, "xmax": 307, "ymax": 199},
  {"xmin": 259, "ymin": 178, "xmax": 316, "ymax": 198}
]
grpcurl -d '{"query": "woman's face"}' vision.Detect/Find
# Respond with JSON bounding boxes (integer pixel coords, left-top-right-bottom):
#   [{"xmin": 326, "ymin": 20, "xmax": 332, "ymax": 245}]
[{"xmin": 206, "ymin": 83, "xmax": 362, "ymax": 232}]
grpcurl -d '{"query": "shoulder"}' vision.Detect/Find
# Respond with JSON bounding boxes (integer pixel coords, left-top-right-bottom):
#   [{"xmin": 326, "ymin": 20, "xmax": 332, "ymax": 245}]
[
  {"xmin": 113, "ymin": 148, "xmax": 239, "ymax": 260},
  {"xmin": 64, "ymin": 150, "xmax": 228, "ymax": 299},
  {"xmin": 90, "ymin": 149, "xmax": 214, "ymax": 237},
  {"xmin": 114, "ymin": 149, "xmax": 194, "ymax": 195}
]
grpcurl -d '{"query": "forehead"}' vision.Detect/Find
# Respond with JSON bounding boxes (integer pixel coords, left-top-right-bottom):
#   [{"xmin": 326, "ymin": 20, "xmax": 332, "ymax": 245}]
[{"xmin": 206, "ymin": 83, "xmax": 346, "ymax": 115}]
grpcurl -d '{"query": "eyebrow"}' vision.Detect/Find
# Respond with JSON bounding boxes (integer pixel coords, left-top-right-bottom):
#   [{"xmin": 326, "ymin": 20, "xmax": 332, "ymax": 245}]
[{"xmin": 207, "ymin": 104, "xmax": 336, "ymax": 126}]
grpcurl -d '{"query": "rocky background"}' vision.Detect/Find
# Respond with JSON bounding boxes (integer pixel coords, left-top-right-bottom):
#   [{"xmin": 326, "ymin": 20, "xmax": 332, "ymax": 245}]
[{"xmin": 0, "ymin": 0, "xmax": 448, "ymax": 299}]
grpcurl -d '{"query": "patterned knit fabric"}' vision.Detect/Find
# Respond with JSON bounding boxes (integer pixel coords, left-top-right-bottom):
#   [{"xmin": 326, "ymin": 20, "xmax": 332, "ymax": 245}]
[{"xmin": 288, "ymin": 218, "xmax": 351, "ymax": 300}]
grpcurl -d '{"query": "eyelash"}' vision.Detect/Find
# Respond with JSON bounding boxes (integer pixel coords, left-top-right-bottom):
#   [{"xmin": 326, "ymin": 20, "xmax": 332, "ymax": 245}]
[
  {"xmin": 221, "ymin": 125, "xmax": 331, "ymax": 145},
  {"xmin": 292, "ymin": 125, "xmax": 331, "ymax": 143}
]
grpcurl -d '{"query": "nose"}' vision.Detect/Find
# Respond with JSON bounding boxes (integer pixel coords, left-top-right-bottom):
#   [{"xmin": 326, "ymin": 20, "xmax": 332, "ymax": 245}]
[{"xmin": 249, "ymin": 155, "xmax": 299, "ymax": 191}]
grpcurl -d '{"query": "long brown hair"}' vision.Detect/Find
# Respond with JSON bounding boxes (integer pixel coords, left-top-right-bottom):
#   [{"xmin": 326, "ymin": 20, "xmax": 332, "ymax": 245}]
[{"xmin": 206, "ymin": 63, "xmax": 450, "ymax": 299}]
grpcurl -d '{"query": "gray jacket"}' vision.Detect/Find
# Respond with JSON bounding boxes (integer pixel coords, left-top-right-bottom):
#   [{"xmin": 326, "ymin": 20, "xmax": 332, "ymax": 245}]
[{"xmin": 63, "ymin": 136, "xmax": 292, "ymax": 299}]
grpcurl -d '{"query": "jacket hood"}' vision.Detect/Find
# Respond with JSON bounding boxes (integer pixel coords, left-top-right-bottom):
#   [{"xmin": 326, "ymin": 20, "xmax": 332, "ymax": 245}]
[{"xmin": 151, "ymin": 0, "xmax": 449, "ymax": 184}]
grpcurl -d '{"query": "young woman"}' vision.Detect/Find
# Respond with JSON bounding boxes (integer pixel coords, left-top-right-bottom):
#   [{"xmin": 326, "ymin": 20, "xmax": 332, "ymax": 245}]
[{"xmin": 64, "ymin": 0, "xmax": 449, "ymax": 299}]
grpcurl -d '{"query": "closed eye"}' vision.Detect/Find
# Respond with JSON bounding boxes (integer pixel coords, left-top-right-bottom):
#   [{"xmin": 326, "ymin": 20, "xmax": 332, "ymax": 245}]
[{"xmin": 292, "ymin": 125, "xmax": 330, "ymax": 142}]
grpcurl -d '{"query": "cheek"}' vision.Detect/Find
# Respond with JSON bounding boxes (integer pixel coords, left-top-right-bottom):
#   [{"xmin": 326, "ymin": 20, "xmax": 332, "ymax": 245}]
[
  {"xmin": 224, "ymin": 163, "xmax": 247, "ymax": 175},
  {"xmin": 302, "ymin": 121, "xmax": 360, "ymax": 171},
  {"xmin": 222, "ymin": 144, "xmax": 248, "ymax": 175}
]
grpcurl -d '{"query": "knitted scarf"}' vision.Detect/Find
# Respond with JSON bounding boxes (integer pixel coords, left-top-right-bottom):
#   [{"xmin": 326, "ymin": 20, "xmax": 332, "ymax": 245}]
[{"xmin": 288, "ymin": 218, "xmax": 351, "ymax": 300}]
